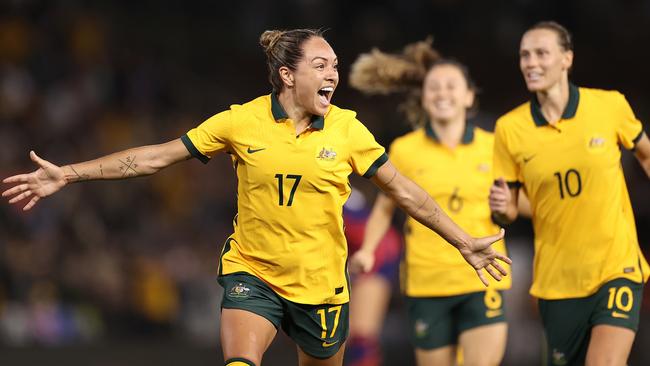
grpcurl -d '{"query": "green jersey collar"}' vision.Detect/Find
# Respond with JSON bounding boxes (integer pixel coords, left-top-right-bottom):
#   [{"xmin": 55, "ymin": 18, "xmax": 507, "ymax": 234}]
[
  {"xmin": 271, "ymin": 92, "xmax": 325, "ymax": 129},
  {"xmin": 530, "ymin": 83, "xmax": 580, "ymax": 126},
  {"xmin": 425, "ymin": 122, "xmax": 475, "ymax": 144}
]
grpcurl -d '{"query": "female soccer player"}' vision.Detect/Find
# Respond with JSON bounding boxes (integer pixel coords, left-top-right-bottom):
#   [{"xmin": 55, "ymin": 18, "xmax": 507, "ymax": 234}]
[
  {"xmin": 3, "ymin": 29, "xmax": 510, "ymax": 366},
  {"xmin": 348, "ymin": 40, "xmax": 511, "ymax": 366},
  {"xmin": 489, "ymin": 21, "xmax": 650, "ymax": 366},
  {"xmin": 343, "ymin": 187, "xmax": 401, "ymax": 366}
]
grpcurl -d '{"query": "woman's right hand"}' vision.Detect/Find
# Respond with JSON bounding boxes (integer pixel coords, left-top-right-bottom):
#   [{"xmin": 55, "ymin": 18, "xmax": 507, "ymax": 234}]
[
  {"xmin": 2, "ymin": 151, "xmax": 66, "ymax": 211},
  {"xmin": 489, "ymin": 177, "xmax": 512, "ymax": 215},
  {"xmin": 349, "ymin": 248, "xmax": 376, "ymax": 274}
]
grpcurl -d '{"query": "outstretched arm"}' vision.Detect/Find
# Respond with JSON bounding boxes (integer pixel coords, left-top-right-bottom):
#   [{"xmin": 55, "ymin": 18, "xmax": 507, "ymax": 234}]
[
  {"xmin": 3, "ymin": 138, "xmax": 191, "ymax": 210},
  {"xmin": 370, "ymin": 160, "xmax": 511, "ymax": 286},
  {"xmin": 349, "ymin": 193, "xmax": 397, "ymax": 274},
  {"xmin": 634, "ymin": 132, "xmax": 650, "ymax": 178}
]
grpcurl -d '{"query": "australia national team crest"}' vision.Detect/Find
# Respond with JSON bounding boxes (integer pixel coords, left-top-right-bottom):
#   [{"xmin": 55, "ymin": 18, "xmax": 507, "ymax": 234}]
[
  {"xmin": 587, "ymin": 135, "xmax": 606, "ymax": 153},
  {"xmin": 414, "ymin": 319, "xmax": 429, "ymax": 338},
  {"xmin": 551, "ymin": 348, "xmax": 567, "ymax": 365},
  {"xmin": 228, "ymin": 282, "xmax": 251, "ymax": 301},
  {"xmin": 316, "ymin": 146, "xmax": 337, "ymax": 161}
]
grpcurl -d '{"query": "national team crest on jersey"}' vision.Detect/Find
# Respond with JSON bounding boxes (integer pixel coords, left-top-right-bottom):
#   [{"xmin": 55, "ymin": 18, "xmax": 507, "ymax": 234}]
[
  {"xmin": 228, "ymin": 282, "xmax": 251, "ymax": 300},
  {"xmin": 316, "ymin": 147, "xmax": 337, "ymax": 161},
  {"xmin": 587, "ymin": 135, "xmax": 607, "ymax": 153},
  {"xmin": 477, "ymin": 162, "xmax": 490, "ymax": 173}
]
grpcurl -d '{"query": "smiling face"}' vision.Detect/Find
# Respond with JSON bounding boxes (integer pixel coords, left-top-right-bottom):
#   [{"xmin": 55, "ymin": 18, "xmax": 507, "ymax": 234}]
[
  {"xmin": 421, "ymin": 64, "xmax": 474, "ymax": 124},
  {"xmin": 285, "ymin": 36, "xmax": 339, "ymax": 117},
  {"xmin": 519, "ymin": 28, "xmax": 573, "ymax": 92}
]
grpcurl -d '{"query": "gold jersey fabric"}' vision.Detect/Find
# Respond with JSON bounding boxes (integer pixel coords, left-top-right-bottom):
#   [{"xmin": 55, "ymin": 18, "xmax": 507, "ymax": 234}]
[
  {"xmin": 182, "ymin": 93, "xmax": 387, "ymax": 304},
  {"xmin": 391, "ymin": 123, "xmax": 510, "ymax": 297},
  {"xmin": 494, "ymin": 84, "xmax": 649, "ymax": 299}
]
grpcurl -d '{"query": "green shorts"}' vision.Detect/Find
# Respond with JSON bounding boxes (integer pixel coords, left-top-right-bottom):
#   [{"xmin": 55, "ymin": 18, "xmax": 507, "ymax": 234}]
[
  {"xmin": 219, "ymin": 272, "xmax": 349, "ymax": 359},
  {"xmin": 405, "ymin": 289, "xmax": 506, "ymax": 350},
  {"xmin": 538, "ymin": 278, "xmax": 643, "ymax": 366}
]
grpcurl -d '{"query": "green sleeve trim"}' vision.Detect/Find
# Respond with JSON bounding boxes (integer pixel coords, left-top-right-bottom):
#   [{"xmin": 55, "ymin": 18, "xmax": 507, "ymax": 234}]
[
  {"xmin": 631, "ymin": 130, "xmax": 645, "ymax": 151},
  {"xmin": 362, "ymin": 153, "xmax": 388, "ymax": 178},
  {"xmin": 506, "ymin": 181, "xmax": 522, "ymax": 189},
  {"xmin": 181, "ymin": 134, "xmax": 210, "ymax": 164}
]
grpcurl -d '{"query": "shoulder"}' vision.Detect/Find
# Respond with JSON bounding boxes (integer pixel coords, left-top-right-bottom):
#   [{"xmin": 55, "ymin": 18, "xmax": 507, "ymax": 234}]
[
  {"xmin": 389, "ymin": 129, "xmax": 424, "ymax": 153},
  {"xmin": 232, "ymin": 95, "xmax": 271, "ymax": 115},
  {"xmin": 325, "ymin": 104, "xmax": 359, "ymax": 127},
  {"xmin": 473, "ymin": 126, "xmax": 494, "ymax": 144},
  {"xmin": 392, "ymin": 128, "xmax": 424, "ymax": 145},
  {"xmin": 578, "ymin": 86, "xmax": 627, "ymax": 107},
  {"xmin": 579, "ymin": 86, "xmax": 622, "ymax": 99},
  {"xmin": 496, "ymin": 101, "xmax": 531, "ymax": 129}
]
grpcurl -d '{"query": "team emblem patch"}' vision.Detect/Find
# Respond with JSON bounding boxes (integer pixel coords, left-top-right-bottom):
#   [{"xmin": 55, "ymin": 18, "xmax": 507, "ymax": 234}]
[
  {"xmin": 587, "ymin": 135, "xmax": 607, "ymax": 153},
  {"xmin": 414, "ymin": 319, "xmax": 429, "ymax": 338},
  {"xmin": 316, "ymin": 147, "xmax": 337, "ymax": 161},
  {"xmin": 228, "ymin": 282, "xmax": 251, "ymax": 300},
  {"xmin": 477, "ymin": 163, "xmax": 490, "ymax": 173},
  {"xmin": 551, "ymin": 348, "xmax": 567, "ymax": 365}
]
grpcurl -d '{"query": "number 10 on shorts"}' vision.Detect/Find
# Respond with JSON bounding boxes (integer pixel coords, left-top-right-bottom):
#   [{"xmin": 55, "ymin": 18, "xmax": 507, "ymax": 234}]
[{"xmin": 607, "ymin": 286, "xmax": 633, "ymax": 312}]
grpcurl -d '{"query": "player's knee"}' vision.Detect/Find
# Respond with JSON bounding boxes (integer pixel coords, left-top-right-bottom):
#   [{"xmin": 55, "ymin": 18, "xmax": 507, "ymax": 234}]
[{"xmin": 225, "ymin": 357, "xmax": 256, "ymax": 366}]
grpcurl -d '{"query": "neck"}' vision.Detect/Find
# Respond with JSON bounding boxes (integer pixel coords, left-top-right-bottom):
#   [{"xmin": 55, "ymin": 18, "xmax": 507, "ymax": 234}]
[
  {"xmin": 278, "ymin": 89, "xmax": 311, "ymax": 126},
  {"xmin": 430, "ymin": 117, "xmax": 466, "ymax": 148},
  {"xmin": 536, "ymin": 78, "xmax": 570, "ymax": 125}
]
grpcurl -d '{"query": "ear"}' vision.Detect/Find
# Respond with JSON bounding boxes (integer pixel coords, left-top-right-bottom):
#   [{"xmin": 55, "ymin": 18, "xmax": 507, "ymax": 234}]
[
  {"xmin": 465, "ymin": 89, "xmax": 476, "ymax": 109},
  {"xmin": 279, "ymin": 66, "xmax": 295, "ymax": 88},
  {"xmin": 562, "ymin": 50, "xmax": 574, "ymax": 71}
]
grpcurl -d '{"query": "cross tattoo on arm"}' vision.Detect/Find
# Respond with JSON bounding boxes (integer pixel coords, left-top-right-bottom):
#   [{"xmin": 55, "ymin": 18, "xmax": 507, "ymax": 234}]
[{"xmin": 118, "ymin": 155, "xmax": 139, "ymax": 177}]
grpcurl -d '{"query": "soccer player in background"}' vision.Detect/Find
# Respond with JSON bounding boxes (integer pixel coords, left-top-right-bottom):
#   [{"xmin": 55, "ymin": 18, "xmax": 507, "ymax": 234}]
[
  {"xmin": 489, "ymin": 21, "xmax": 650, "ymax": 366},
  {"xmin": 343, "ymin": 187, "xmax": 401, "ymax": 366},
  {"xmin": 348, "ymin": 40, "xmax": 510, "ymax": 366},
  {"xmin": 3, "ymin": 28, "xmax": 511, "ymax": 366}
]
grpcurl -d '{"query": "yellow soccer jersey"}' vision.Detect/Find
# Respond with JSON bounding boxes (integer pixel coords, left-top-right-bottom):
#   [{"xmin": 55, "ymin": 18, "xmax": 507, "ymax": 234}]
[
  {"xmin": 494, "ymin": 84, "xmax": 649, "ymax": 299},
  {"xmin": 390, "ymin": 123, "xmax": 510, "ymax": 297},
  {"xmin": 182, "ymin": 93, "xmax": 387, "ymax": 305}
]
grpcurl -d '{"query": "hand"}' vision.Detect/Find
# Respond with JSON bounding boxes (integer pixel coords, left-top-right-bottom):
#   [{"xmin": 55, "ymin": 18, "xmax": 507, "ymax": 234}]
[
  {"xmin": 348, "ymin": 248, "xmax": 376, "ymax": 274},
  {"xmin": 489, "ymin": 177, "xmax": 511, "ymax": 215},
  {"xmin": 2, "ymin": 151, "xmax": 66, "ymax": 211},
  {"xmin": 457, "ymin": 228, "xmax": 512, "ymax": 286}
]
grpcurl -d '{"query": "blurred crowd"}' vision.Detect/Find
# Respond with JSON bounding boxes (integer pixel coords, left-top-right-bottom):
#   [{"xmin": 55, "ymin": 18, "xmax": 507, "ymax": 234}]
[
  {"xmin": 0, "ymin": 3, "xmax": 240, "ymax": 346},
  {"xmin": 0, "ymin": 1, "xmax": 648, "ymax": 364}
]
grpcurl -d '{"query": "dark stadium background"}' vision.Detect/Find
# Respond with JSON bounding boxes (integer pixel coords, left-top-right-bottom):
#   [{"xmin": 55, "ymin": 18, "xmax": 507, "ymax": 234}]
[{"xmin": 0, "ymin": 1, "xmax": 648, "ymax": 365}]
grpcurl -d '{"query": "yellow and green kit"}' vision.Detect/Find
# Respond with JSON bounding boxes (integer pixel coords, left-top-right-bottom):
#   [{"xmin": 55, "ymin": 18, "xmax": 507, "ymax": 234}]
[
  {"xmin": 391, "ymin": 123, "xmax": 510, "ymax": 297},
  {"xmin": 182, "ymin": 93, "xmax": 387, "ymax": 305},
  {"xmin": 494, "ymin": 84, "xmax": 649, "ymax": 299}
]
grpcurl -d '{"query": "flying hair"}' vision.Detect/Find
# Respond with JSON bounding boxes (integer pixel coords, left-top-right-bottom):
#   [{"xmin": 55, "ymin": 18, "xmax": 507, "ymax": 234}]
[{"xmin": 349, "ymin": 37, "xmax": 440, "ymax": 95}]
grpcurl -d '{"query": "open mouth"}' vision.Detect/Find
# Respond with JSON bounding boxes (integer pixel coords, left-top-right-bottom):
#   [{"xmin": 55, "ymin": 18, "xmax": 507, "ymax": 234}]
[{"xmin": 317, "ymin": 86, "xmax": 334, "ymax": 105}]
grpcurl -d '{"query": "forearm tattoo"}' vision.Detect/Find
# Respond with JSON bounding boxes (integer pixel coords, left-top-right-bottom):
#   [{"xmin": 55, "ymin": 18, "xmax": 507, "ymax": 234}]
[
  {"xmin": 118, "ymin": 155, "xmax": 139, "ymax": 177},
  {"xmin": 68, "ymin": 165, "xmax": 90, "ymax": 182},
  {"xmin": 415, "ymin": 195, "xmax": 430, "ymax": 215},
  {"xmin": 423, "ymin": 206, "xmax": 441, "ymax": 227},
  {"xmin": 385, "ymin": 170, "xmax": 398, "ymax": 187}
]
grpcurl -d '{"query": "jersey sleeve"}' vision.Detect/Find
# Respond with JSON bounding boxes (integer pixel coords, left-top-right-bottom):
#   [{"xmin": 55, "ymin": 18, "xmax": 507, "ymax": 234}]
[
  {"xmin": 493, "ymin": 118, "xmax": 521, "ymax": 186},
  {"xmin": 387, "ymin": 139, "xmax": 406, "ymax": 172},
  {"xmin": 348, "ymin": 119, "xmax": 387, "ymax": 178},
  {"xmin": 181, "ymin": 110, "xmax": 234, "ymax": 164},
  {"xmin": 613, "ymin": 92, "xmax": 645, "ymax": 150}
]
